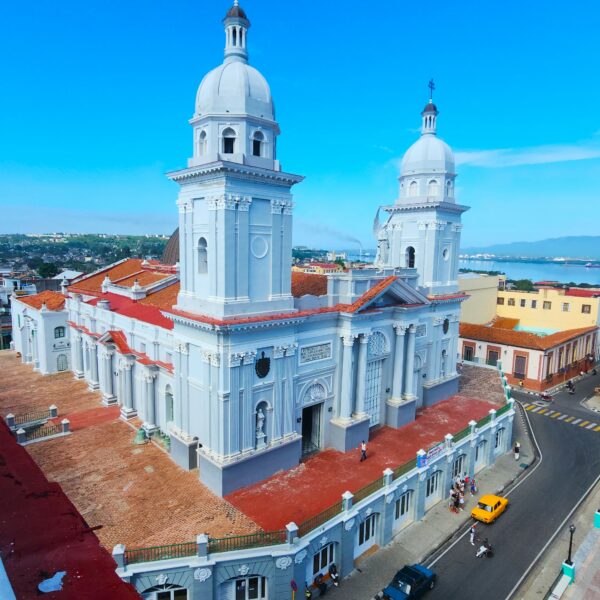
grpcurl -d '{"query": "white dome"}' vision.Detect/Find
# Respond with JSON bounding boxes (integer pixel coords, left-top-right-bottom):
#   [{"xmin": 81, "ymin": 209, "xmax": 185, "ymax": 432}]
[
  {"xmin": 195, "ymin": 60, "xmax": 274, "ymax": 121},
  {"xmin": 400, "ymin": 134, "xmax": 455, "ymax": 176}
]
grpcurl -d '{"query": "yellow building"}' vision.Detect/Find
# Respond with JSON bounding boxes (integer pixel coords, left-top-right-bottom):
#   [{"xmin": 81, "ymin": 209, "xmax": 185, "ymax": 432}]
[
  {"xmin": 496, "ymin": 288, "xmax": 600, "ymax": 333},
  {"xmin": 458, "ymin": 274, "xmax": 505, "ymax": 325},
  {"xmin": 292, "ymin": 262, "xmax": 343, "ymax": 275}
]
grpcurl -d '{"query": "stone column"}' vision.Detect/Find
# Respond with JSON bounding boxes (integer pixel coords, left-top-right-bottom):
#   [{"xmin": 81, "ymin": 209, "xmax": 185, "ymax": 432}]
[
  {"xmin": 242, "ymin": 351, "xmax": 256, "ymax": 450},
  {"xmin": 73, "ymin": 334, "xmax": 84, "ymax": 378},
  {"xmin": 283, "ymin": 347, "xmax": 296, "ymax": 436},
  {"xmin": 228, "ymin": 353, "xmax": 243, "ymax": 454},
  {"xmin": 392, "ymin": 324, "xmax": 406, "ymax": 400},
  {"xmin": 354, "ymin": 334, "xmax": 370, "ymax": 417},
  {"xmin": 88, "ymin": 342, "xmax": 99, "ymax": 390},
  {"xmin": 101, "ymin": 350, "xmax": 116, "ymax": 404},
  {"xmin": 339, "ymin": 335, "xmax": 356, "ymax": 420},
  {"xmin": 31, "ymin": 329, "xmax": 38, "ymax": 368},
  {"xmin": 403, "ymin": 325, "xmax": 417, "ymax": 399},
  {"xmin": 119, "ymin": 360, "xmax": 136, "ymax": 419},
  {"xmin": 272, "ymin": 346, "xmax": 285, "ymax": 439},
  {"xmin": 143, "ymin": 371, "xmax": 157, "ymax": 431}
]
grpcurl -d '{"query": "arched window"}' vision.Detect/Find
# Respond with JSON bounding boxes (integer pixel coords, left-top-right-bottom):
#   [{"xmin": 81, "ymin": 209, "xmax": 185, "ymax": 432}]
[
  {"xmin": 406, "ymin": 246, "xmax": 416, "ymax": 268},
  {"xmin": 252, "ymin": 131, "xmax": 264, "ymax": 157},
  {"xmin": 197, "ymin": 237, "xmax": 207, "ymax": 274},
  {"xmin": 198, "ymin": 130, "xmax": 207, "ymax": 155},
  {"xmin": 54, "ymin": 326, "xmax": 65, "ymax": 339},
  {"xmin": 232, "ymin": 26, "xmax": 237, "ymax": 46},
  {"xmin": 428, "ymin": 179, "xmax": 439, "ymax": 196},
  {"xmin": 441, "ymin": 349, "xmax": 447, "ymax": 378},
  {"xmin": 446, "ymin": 180, "xmax": 453, "ymax": 197},
  {"xmin": 222, "ymin": 128, "xmax": 236, "ymax": 154},
  {"xmin": 165, "ymin": 385, "xmax": 174, "ymax": 424},
  {"xmin": 409, "ymin": 181, "xmax": 418, "ymax": 197},
  {"xmin": 57, "ymin": 354, "xmax": 68, "ymax": 372}
]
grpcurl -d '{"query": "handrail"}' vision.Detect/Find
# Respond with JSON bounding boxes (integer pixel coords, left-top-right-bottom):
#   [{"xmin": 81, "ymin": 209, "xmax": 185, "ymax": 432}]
[
  {"xmin": 208, "ymin": 530, "xmax": 286, "ymax": 554},
  {"xmin": 125, "ymin": 541, "xmax": 197, "ymax": 565},
  {"xmin": 25, "ymin": 422, "xmax": 61, "ymax": 441},
  {"xmin": 298, "ymin": 501, "xmax": 343, "ymax": 538}
]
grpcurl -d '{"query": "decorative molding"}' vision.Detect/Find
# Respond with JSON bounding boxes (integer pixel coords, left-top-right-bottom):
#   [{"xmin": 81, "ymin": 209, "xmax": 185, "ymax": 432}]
[
  {"xmin": 217, "ymin": 195, "xmax": 237, "ymax": 210},
  {"xmin": 273, "ymin": 346, "xmax": 286, "ymax": 359},
  {"xmin": 365, "ymin": 507, "xmax": 373, "ymax": 517},
  {"xmin": 193, "ymin": 568, "xmax": 211, "ymax": 582},
  {"xmin": 201, "ymin": 351, "xmax": 220, "ymax": 367},
  {"xmin": 238, "ymin": 564, "xmax": 250, "ymax": 576},
  {"xmin": 393, "ymin": 323, "xmax": 408, "ymax": 336},
  {"xmin": 385, "ymin": 493, "xmax": 394, "ymax": 505},
  {"xmin": 275, "ymin": 556, "xmax": 292, "ymax": 570},
  {"xmin": 451, "ymin": 223, "xmax": 463, "ymax": 232},
  {"xmin": 344, "ymin": 518, "xmax": 355, "ymax": 531},
  {"xmin": 155, "ymin": 574, "xmax": 169, "ymax": 585},
  {"xmin": 342, "ymin": 334, "xmax": 357, "ymax": 347},
  {"xmin": 237, "ymin": 196, "xmax": 252, "ymax": 212},
  {"xmin": 294, "ymin": 549, "xmax": 307, "ymax": 564},
  {"xmin": 242, "ymin": 351, "xmax": 257, "ymax": 365},
  {"xmin": 229, "ymin": 352, "xmax": 245, "ymax": 367},
  {"xmin": 319, "ymin": 536, "xmax": 328, "ymax": 547}
]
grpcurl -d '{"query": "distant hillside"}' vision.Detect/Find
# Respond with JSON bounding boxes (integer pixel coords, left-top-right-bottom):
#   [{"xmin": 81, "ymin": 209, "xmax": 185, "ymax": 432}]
[{"xmin": 462, "ymin": 236, "xmax": 600, "ymax": 260}]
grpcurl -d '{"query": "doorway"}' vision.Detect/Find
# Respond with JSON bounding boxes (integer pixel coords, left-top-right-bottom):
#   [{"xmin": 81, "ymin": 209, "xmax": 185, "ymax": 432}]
[{"xmin": 302, "ymin": 403, "xmax": 322, "ymax": 456}]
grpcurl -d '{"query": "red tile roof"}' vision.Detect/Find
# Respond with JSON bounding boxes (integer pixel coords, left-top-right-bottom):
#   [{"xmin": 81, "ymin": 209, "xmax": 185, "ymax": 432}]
[
  {"xmin": 85, "ymin": 288, "xmax": 177, "ymax": 330},
  {"xmin": 565, "ymin": 289, "xmax": 600, "ymax": 298},
  {"xmin": 491, "ymin": 317, "xmax": 520, "ymax": 329},
  {"xmin": 68, "ymin": 258, "xmax": 173, "ymax": 295},
  {"xmin": 460, "ymin": 322, "xmax": 597, "ymax": 351},
  {"xmin": 291, "ymin": 271, "xmax": 328, "ymax": 297},
  {"xmin": 17, "ymin": 290, "xmax": 66, "ymax": 311},
  {"xmin": 167, "ymin": 276, "xmax": 420, "ymax": 327}
]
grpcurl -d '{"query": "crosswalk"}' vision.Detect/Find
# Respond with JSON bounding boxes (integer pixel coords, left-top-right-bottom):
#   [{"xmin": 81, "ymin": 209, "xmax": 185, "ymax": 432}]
[{"xmin": 521, "ymin": 402, "xmax": 600, "ymax": 431}]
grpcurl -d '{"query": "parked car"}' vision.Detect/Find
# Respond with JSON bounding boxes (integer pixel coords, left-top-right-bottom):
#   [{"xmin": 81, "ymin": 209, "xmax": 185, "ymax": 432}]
[
  {"xmin": 471, "ymin": 494, "xmax": 508, "ymax": 524},
  {"xmin": 381, "ymin": 564, "xmax": 436, "ymax": 599}
]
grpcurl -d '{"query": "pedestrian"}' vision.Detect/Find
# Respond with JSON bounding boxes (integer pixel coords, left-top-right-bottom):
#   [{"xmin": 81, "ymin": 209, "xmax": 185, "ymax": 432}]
[
  {"xmin": 469, "ymin": 524, "xmax": 477, "ymax": 546},
  {"xmin": 359, "ymin": 440, "xmax": 367, "ymax": 462},
  {"xmin": 470, "ymin": 478, "xmax": 477, "ymax": 496},
  {"xmin": 453, "ymin": 494, "xmax": 460, "ymax": 513},
  {"xmin": 514, "ymin": 441, "xmax": 521, "ymax": 461},
  {"xmin": 518, "ymin": 379, "xmax": 524, "ymax": 389},
  {"xmin": 459, "ymin": 492, "xmax": 465, "ymax": 512}
]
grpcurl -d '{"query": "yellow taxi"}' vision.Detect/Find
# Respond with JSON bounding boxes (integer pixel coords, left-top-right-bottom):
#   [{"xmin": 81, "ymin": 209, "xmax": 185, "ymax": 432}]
[{"xmin": 471, "ymin": 494, "xmax": 508, "ymax": 523}]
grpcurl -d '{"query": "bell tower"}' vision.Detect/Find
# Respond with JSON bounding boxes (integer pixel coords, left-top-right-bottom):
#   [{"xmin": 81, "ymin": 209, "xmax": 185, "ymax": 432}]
[{"xmin": 170, "ymin": 2, "xmax": 303, "ymax": 320}]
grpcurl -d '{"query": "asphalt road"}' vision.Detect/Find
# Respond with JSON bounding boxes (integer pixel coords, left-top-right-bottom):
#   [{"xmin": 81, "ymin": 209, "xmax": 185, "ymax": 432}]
[{"xmin": 423, "ymin": 396, "xmax": 600, "ymax": 600}]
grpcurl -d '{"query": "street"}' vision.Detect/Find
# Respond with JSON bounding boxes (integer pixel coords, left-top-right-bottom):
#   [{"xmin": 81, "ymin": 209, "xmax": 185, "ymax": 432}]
[{"xmin": 424, "ymin": 382, "xmax": 600, "ymax": 600}]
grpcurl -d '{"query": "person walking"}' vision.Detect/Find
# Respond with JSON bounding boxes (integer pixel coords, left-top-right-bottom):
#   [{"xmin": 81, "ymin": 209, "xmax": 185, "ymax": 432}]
[
  {"xmin": 514, "ymin": 441, "xmax": 521, "ymax": 461},
  {"xmin": 469, "ymin": 524, "xmax": 477, "ymax": 546},
  {"xmin": 470, "ymin": 478, "xmax": 477, "ymax": 496},
  {"xmin": 359, "ymin": 440, "xmax": 367, "ymax": 462}
]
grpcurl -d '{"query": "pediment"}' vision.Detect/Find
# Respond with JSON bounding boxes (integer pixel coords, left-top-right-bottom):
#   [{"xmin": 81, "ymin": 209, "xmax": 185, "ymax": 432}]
[{"xmin": 356, "ymin": 278, "xmax": 429, "ymax": 313}]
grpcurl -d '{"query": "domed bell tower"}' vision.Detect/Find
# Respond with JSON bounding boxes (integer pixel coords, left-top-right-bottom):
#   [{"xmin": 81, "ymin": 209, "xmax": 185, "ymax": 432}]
[
  {"xmin": 375, "ymin": 85, "xmax": 469, "ymax": 296},
  {"xmin": 169, "ymin": 1, "xmax": 303, "ymax": 320}
]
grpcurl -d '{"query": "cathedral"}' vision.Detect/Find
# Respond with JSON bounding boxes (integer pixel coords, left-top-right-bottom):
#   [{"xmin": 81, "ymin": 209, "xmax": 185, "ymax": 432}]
[{"xmin": 11, "ymin": 1, "xmax": 469, "ymax": 497}]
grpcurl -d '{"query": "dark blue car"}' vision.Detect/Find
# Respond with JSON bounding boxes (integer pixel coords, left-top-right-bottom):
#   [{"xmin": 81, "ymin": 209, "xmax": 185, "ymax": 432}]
[{"xmin": 381, "ymin": 564, "xmax": 436, "ymax": 599}]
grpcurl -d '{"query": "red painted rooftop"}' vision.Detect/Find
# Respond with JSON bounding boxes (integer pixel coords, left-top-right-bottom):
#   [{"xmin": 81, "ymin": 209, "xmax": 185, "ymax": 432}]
[
  {"xmin": 0, "ymin": 419, "xmax": 139, "ymax": 600},
  {"xmin": 226, "ymin": 394, "xmax": 501, "ymax": 531}
]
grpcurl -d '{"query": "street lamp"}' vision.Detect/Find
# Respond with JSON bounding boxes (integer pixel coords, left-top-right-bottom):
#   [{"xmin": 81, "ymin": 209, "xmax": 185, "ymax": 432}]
[{"xmin": 566, "ymin": 524, "xmax": 576, "ymax": 566}]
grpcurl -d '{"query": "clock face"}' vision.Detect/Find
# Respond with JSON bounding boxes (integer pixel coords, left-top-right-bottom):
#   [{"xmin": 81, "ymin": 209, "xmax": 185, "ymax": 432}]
[
  {"xmin": 255, "ymin": 351, "xmax": 270, "ymax": 378},
  {"xmin": 443, "ymin": 318, "xmax": 450, "ymax": 334}
]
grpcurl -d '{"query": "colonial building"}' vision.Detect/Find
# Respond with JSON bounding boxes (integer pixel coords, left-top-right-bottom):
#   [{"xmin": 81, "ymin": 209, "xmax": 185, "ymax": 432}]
[{"xmin": 11, "ymin": 1, "xmax": 468, "ymax": 497}]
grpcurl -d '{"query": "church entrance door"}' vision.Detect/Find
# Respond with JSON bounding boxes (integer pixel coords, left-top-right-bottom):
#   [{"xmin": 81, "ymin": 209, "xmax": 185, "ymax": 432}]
[
  {"xmin": 301, "ymin": 403, "xmax": 322, "ymax": 456},
  {"xmin": 365, "ymin": 359, "xmax": 383, "ymax": 426}
]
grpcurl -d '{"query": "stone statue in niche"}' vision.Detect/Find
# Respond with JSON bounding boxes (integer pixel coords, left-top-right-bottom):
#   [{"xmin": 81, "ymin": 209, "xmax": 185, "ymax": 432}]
[{"xmin": 256, "ymin": 407, "xmax": 267, "ymax": 448}]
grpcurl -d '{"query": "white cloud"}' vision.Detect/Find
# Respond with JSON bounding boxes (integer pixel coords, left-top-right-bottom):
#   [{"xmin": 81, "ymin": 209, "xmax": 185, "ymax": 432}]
[{"xmin": 455, "ymin": 140, "xmax": 600, "ymax": 168}]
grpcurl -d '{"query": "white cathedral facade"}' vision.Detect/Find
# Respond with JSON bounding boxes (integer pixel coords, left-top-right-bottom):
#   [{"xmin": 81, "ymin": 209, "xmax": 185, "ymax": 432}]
[{"xmin": 11, "ymin": 2, "xmax": 469, "ymax": 497}]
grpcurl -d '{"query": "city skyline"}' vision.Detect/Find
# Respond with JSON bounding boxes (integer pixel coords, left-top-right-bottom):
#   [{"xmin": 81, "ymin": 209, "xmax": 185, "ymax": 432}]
[{"xmin": 1, "ymin": 0, "xmax": 599, "ymax": 247}]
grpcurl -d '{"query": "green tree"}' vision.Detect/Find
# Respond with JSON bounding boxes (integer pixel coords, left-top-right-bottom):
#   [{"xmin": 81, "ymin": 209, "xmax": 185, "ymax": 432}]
[
  {"xmin": 511, "ymin": 279, "xmax": 535, "ymax": 291},
  {"xmin": 38, "ymin": 262, "xmax": 60, "ymax": 278}
]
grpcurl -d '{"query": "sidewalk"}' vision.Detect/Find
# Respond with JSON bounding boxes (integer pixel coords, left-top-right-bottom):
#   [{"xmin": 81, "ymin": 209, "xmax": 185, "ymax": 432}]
[{"xmin": 325, "ymin": 406, "xmax": 533, "ymax": 600}]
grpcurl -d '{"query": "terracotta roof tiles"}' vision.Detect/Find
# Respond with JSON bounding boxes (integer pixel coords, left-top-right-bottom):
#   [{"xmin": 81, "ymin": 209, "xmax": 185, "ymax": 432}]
[
  {"xmin": 17, "ymin": 290, "xmax": 66, "ymax": 311},
  {"xmin": 291, "ymin": 272, "xmax": 328, "ymax": 297}
]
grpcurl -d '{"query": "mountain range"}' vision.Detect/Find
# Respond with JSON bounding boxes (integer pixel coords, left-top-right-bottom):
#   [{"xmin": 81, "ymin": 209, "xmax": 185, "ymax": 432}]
[{"xmin": 462, "ymin": 236, "xmax": 600, "ymax": 260}]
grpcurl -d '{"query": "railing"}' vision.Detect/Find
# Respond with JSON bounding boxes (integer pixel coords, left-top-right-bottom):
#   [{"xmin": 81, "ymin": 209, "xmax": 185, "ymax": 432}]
[
  {"xmin": 495, "ymin": 403, "xmax": 512, "ymax": 418},
  {"xmin": 298, "ymin": 501, "xmax": 343, "ymax": 538},
  {"xmin": 125, "ymin": 542, "xmax": 197, "ymax": 565},
  {"xmin": 208, "ymin": 530, "xmax": 287, "ymax": 554},
  {"xmin": 353, "ymin": 477, "xmax": 384, "ymax": 505},
  {"xmin": 14, "ymin": 408, "xmax": 52, "ymax": 425},
  {"xmin": 453, "ymin": 425, "xmax": 472, "ymax": 443},
  {"xmin": 24, "ymin": 422, "xmax": 62, "ymax": 442},
  {"xmin": 393, "ymin": 457, "xmax": 417, "ymax": 480},
  {"xmin": 476, "ymin": 414, "xmax": 492, "ymax": 428}
]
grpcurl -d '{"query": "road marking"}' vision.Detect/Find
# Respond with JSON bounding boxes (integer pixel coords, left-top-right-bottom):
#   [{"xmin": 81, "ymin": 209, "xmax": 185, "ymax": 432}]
[
  {"xmin": 559, "ymin": 415, "xmax": 568, "ymax": 420},
  {"xmin": 550, "ymin": 412, "xmax": 560, "ymax": 418},
  {"xmin": 522, "ymin": 402, "xmax": 530, "ymax": 408},
  {"xmin": 594, "ymin": 426, "xmax": 600, "ymax": 432},
  {"xmin": 531, "ymin": 407, "xmax": 542, "ymax": 413},
  {"xmin": 526, "ymin": 405, "xmax": 536, "ymax": 411},
  {"xmin": 573, "ymin": 418, "xmax": 582, "ymax": 425},
  {"xmin": 538, "ymin": 409, "xmax": 548, "ymax": 415},
  {"xmin": 580, "ymin": 420, "xmax": 590, "ymax": 427},
  {"xmin": 586, "ymin": 423, "xmax": 597, "ymax": 429},
  {"xmin": 565, "ymin": 417, "xmax": 575, "ymax": 422}
]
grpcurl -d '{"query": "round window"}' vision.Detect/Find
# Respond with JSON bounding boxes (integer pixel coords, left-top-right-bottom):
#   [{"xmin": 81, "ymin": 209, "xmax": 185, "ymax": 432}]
[{"xmin": 443, "ymin": 318, "xmax": 450, "ymax": 334}]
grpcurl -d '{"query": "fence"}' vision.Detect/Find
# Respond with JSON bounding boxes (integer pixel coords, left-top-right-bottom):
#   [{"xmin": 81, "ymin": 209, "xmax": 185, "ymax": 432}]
[
  {"xmin": 125, "ymin": 542, "xmax": 197, "ymax": 565},
  {"xmin": 352, "ymin": 477, "xmax": 385, "ymax": 505},
  {"xmin": 5, "ymin": 405, "xmax": 58, "ymax": 430},
  {"xmin": 298, "ymin": 500, "xmax": 344, "ymax": 538},
  {"xmin": 24, "ymin": 422, "xmax": 62, "ymax": 442},
  {"xmin": 208, "ymin": 530, "xmax": 287, "ymax": 554}
]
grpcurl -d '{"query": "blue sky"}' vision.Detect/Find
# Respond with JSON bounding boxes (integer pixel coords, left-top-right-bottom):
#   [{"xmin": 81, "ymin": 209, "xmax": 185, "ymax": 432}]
[{"xmin": 1, "ymin": 0, "xmax": 599, "ymax": 250}]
